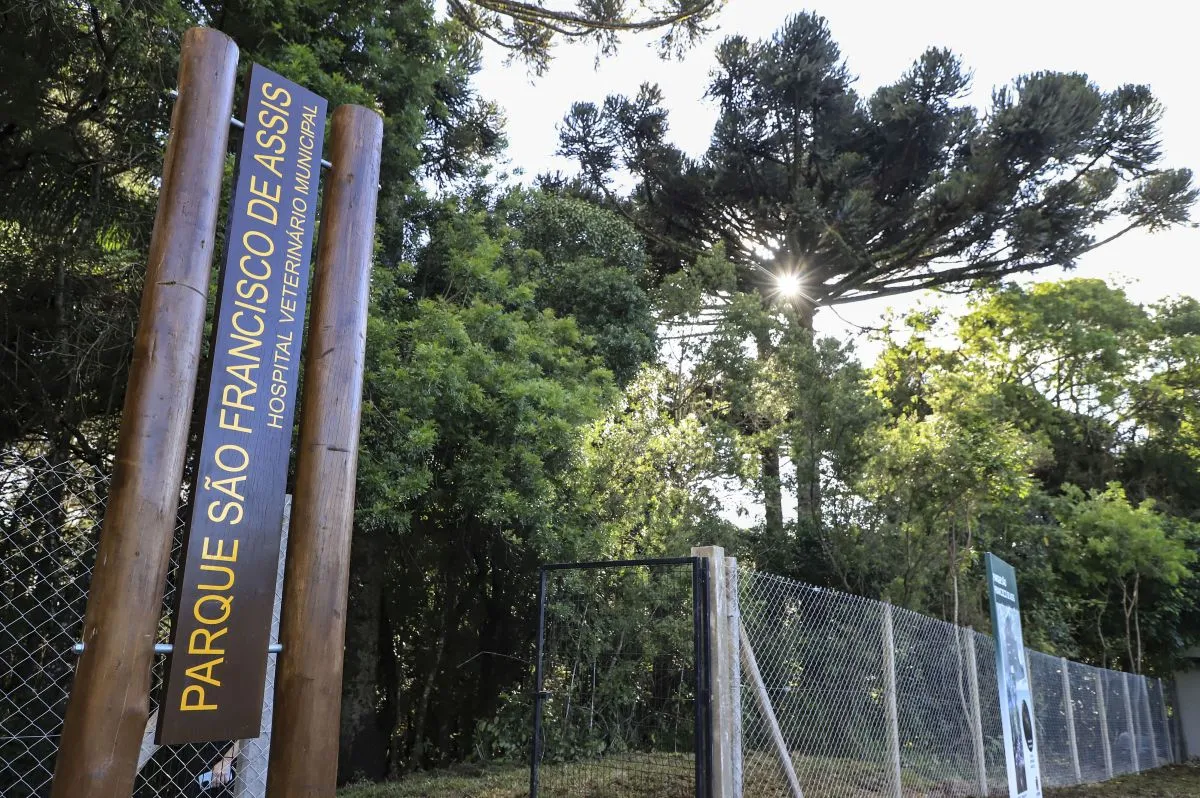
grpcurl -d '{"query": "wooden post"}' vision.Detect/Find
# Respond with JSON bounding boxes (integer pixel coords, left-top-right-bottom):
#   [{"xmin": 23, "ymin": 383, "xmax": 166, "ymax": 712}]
[
  {"xmin": 727, "ymin": 559, "xmax": 743, "ymax": 798},
  {"xmin": 693, "ymin": 546, "xmax": 733, "ymax": 798},
  {"xmin": 1061, "ymin": 658, "xmax": 1082, "ymax": 783},
  {"xmin": 1095, "ymin": 668, "xmax": 1113, "ymax": 778},
  {"xmin": 50, "ymin": 27, "xmax": 238, "ymax": 797},
  {"xmin": 1123, "ymin": 671, "xmax": 1140, "ymax": 772},
  {"xmin": 882, "ymin": 605, "xmax": 903, "ymax": 798},
  {"xmin": 739, "ymin": 624, "xmax": 803, "ymax": 798},
  {"xmin": 962, "ymin": 628, "xmax": 988, "ymax": 797},
  {"xmin": 265, "ymin": 104, "xmax": 382, "ymax": 798}
]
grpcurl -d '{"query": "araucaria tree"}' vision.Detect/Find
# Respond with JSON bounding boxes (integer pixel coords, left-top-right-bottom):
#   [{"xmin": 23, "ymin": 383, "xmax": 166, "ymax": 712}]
[{"xmin": 560, "ymin": 12, "xmax": 1196, "ymax": 539}]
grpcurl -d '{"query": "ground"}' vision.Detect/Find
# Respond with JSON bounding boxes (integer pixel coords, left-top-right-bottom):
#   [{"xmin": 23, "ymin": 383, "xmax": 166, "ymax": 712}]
[
  {"xmin": 1046, "ymin": 761, "xmax": 1200, "ymax": 797},
  {"xmin": 338, "ymin": 761, "xmax": 1200, "ymax": 798}
]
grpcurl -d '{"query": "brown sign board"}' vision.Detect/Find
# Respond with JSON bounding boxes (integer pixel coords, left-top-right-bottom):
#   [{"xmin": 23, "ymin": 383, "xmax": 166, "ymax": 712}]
[{"xmin": 157, "ymin": 64, "xmax": 327, "ymax": 744}]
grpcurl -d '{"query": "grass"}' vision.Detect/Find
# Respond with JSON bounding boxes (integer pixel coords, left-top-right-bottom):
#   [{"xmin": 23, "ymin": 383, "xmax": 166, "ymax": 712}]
[
  {"xmin": 339, "ymin": 759, "xmax": 1200, "ymax": 798},
  {"xmin": 1046, "ymin": 761, "xmax": 1200, "ymax": 797},
  {"xmin": 339, "ymin": 763, "xmax": 529, "ymax": 798}
]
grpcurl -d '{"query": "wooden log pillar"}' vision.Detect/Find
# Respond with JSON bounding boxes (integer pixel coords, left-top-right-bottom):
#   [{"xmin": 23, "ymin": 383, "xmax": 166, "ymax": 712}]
[
  {"xmin": 265, "ymin": 104, "xmax": 382, "ymax": 798},
  {"xmin": 51, "ymin": 27, "xmax": 238, "ymax": 797}
]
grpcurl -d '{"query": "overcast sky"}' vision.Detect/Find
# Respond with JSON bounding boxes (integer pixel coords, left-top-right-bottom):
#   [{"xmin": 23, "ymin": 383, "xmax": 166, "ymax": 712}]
[{"xmin": 470, "ymin": 0, "xmax": 1200, "ymax": 345}]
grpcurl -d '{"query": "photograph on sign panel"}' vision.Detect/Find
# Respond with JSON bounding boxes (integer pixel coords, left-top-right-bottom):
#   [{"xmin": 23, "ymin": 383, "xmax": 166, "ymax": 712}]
[{"xmin": 997, "ymin": 602, "xmax": 1042, "ymax": 797}]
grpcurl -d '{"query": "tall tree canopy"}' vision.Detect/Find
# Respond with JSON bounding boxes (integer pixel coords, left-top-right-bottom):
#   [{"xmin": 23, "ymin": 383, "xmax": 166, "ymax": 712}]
[
  {"xmin": 561, "ymin": 12, "xmax": 1196, "ymax": 311},
  {"xmin": 559, "ymin": 11, "xmax": 1196, "ymax": 541},
  {"xmin": 451, "ymin": 0, "xmax": 725, "ymax": 72}
]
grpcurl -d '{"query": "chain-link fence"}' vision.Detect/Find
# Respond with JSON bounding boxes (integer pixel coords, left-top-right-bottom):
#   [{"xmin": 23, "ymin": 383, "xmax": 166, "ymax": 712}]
[
  {"xmin": 737, "ymin": 568, "xmax": 1177, "ymax": 798},
  {"xmin": 1, "ymin": 455, "xmax": 282, "ymax": 797},
  {"xmin": 531, "ymin": 559, "xmax": 710, "ymax": 798}
]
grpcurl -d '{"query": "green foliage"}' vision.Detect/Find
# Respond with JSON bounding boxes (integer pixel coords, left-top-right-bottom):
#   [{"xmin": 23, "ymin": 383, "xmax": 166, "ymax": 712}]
[
  {"xmin": 0, "ymin": 0, "xmax": 503, "ymax": 463},
  {"xmin": 1051, "ymin": 483, "xmax": 1197, "ymax": 671},
  {"xmin": 448, "ymin": 0, "xmax": 726, "ymax": 75},
  {"xmin": 561, "ymin": 12, "xmax": 1196, "ymax": 302}
]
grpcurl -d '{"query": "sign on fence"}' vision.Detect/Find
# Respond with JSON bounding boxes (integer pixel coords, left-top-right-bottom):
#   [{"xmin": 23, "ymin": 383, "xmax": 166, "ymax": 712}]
[
  {"xmin": 157, "ymin": 64, "xmax": 327, "ymax": 744},
  {"xmin": 986, "ymin": 553, "xmax": 1044, "ymax": 798}
]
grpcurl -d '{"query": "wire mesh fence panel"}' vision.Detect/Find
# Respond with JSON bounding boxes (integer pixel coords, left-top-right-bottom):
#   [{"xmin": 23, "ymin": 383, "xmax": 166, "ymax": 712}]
[
  {"xmin": 1, "ymin": 456, "xmax": 108, "ymax": 797},
  {"xmin": 1067, "ymin": 663, "xmax": 1108, "ymax": 784},
  {"xmin": 889, "ymin": 606, "xmax": 978, "ymax": 796},
  {"xmin": 737, "ymin": 571, "xmax": 893, "ymax": 798},
  {"xmin": 532, "ymin": 560, "xmax": 703, "ymax": 798},
  {"xmin": 1101, "ymin": 669, "xmax": 1135, "ymax": 776},
  {"xmin": 970, "ymin": 630, "xmax": 1007, "ymax": 797},
  {"xmin": 1025, "ymin": 651, "xmax": 1073, "ymax": 788},
  {"xmin": 1, "ymin": 457, "xmax": 277, "ymax": 797},
  {"xmin": 1148, "ymin": 679, "xmax": 1173, "ymax": 767},
  {"xmin": 1131, "ymin": 675, "xmax": 1158, "ymax": 770}
]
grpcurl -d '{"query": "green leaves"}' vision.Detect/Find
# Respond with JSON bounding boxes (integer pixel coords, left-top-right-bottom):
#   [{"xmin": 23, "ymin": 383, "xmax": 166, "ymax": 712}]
[{"xmin": 561, "ymin": 11, "xmax": 1195, "ymax": 305}]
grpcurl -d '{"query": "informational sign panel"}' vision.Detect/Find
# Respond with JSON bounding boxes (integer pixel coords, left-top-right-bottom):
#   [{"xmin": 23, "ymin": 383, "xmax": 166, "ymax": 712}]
[
  {"xmin": 158, "ymin": 64, "xmax": 327, "ymax": 744},
  {"xmin": 986, "ymin": 553, "xmax": 1043, "ymax": 798}
]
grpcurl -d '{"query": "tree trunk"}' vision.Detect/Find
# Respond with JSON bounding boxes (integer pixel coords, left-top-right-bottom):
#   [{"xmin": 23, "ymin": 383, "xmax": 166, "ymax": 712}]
[
  {"xmin": 791, "ymin": 299, "xmax": 822, "ymax": 533},
  {"xmin": 761, "ymin": 444, "xmax": 785, "ymax": 538},
  {"xmin": 338, "ymin": 527, "xmax": 389, "ymax": 784},
  {"xmin": 403, "ymin": 594, "xmax": 452, "ymax": 774},
  {"xmin": 753, "ymin": 329, "xmax": 785, "ymax": 540}
]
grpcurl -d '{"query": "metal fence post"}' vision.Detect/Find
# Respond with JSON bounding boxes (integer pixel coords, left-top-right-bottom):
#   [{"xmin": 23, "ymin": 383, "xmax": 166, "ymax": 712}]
[
  {"xmin": 1095, "ymin": 668, "xmax": 1114, "ymax": 778},
  {"xmin": 962, "ymin": 628, "xmax": 988, "ymax": 797},
  {"xmin": 693, "ymin": 546, "xmax": 731, "ymax": 798},
  {"xmin": 1121, "ymin": 672, "xmax": 1139, "ymax": 773},
  {"xmin": 882, "ymin": 604, "xmax": 903, "ymax": 798},
  {"xmin": 1157, "ymin": 678, "xmax": 1173, "ymax": 764},
  {"xmin": 726, "ymin": 559, "xmax": 743, "ymax": 798},
  {"xmin": 528, "ymin": 568, "xmax": 548, "ymax": 798},
  {"xmin": 1140, "ymin": 677, "xmax": 1158, "ymax": 768},
  {"xmin": 1061, "ymin": 658, "xmax": 1081, "ymax": 784}
]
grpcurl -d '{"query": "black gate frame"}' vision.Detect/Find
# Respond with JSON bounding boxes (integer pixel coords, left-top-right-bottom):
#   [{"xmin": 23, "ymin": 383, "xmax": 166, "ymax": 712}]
[{"xmin": 529, "ymin": 556, "xmax": 713, "ymax": 798}]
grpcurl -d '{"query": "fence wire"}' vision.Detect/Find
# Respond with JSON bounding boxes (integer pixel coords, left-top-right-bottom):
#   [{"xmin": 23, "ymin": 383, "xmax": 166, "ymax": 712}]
[
  {"xmin": 736, "ymin": 567, "xmax": 1177, "ymax": 798},
  {"xmin": 2, "ymin": 457, "xmax": 1183, "ymax": 798},
  {"xmin": 533, "ymin": 561, "xmax": 702, "ymax": 798},
  {"xmin": 1, "ymin": 455, "xmax": 278, "ymax": 797}
]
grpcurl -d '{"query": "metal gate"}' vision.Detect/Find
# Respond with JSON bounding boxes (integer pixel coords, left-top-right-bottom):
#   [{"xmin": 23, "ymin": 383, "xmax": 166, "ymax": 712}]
[{"xmin": 529, "ymin": 557, "xmax": 711, "ymax": 798}]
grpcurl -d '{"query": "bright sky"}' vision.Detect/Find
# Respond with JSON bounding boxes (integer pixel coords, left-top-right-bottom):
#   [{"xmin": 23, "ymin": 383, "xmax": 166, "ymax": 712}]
[{"xmin": 471, "ymin": 0, "xmax": 1200, "ymax": 345}]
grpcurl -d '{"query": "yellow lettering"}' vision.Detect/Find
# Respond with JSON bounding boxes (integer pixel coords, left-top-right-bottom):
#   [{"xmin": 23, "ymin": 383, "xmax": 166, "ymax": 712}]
[
  {"xmin": 185, "ymin": 657, "xmax": 225, "ymax": 687},
  {"xmin": 254, "ymin": 139, "xmax": 286, "ymax": 165},
  {"xmin": 218, "ymin": 407, "xmax": 250, "ymax": 434},
  {"xmin": 189, "ymin": 627, "xmax": 227, "ymax": 656},
  {"xmin": 206, "ymin": 500, "xmax": 243, "ymax": 525},
  {"xmin": 180, "ymin": 685, "xmax": 216, "ymax": 712},
  {"xmin": 201, "ymin": 537, "xmax": 240, "ymax": 563},
  {"xmin": 194, "ymin": 594, "xmax": 233, "ymax": 626},
  {"xmin": 198, "ymin": 563, "xmax": 235, "ymax": 591},
  {"xmin": 249, "ymin": 173, "xmax": 281, "ymax": 202},
  {"xmin": 246, "ymin": 197, "xmax": 278, "ymax": 226},
  {"xmin": 236, "ymin": 278, "xmax": 269, "ymax": 305},
  {"xmin": 261, "ymin": 82, "xmax": 292, "ymax": 106},
  {"xmin": 242, "ymin": 230, "xmax": 273, "ymax": 259},
  {"xmin": 221, "ymin": 381, "xmax": 254, "ymax": 412},
  {"xmin": 232, "ymin": 310, "xmax": 265, "ymax": 338}
]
